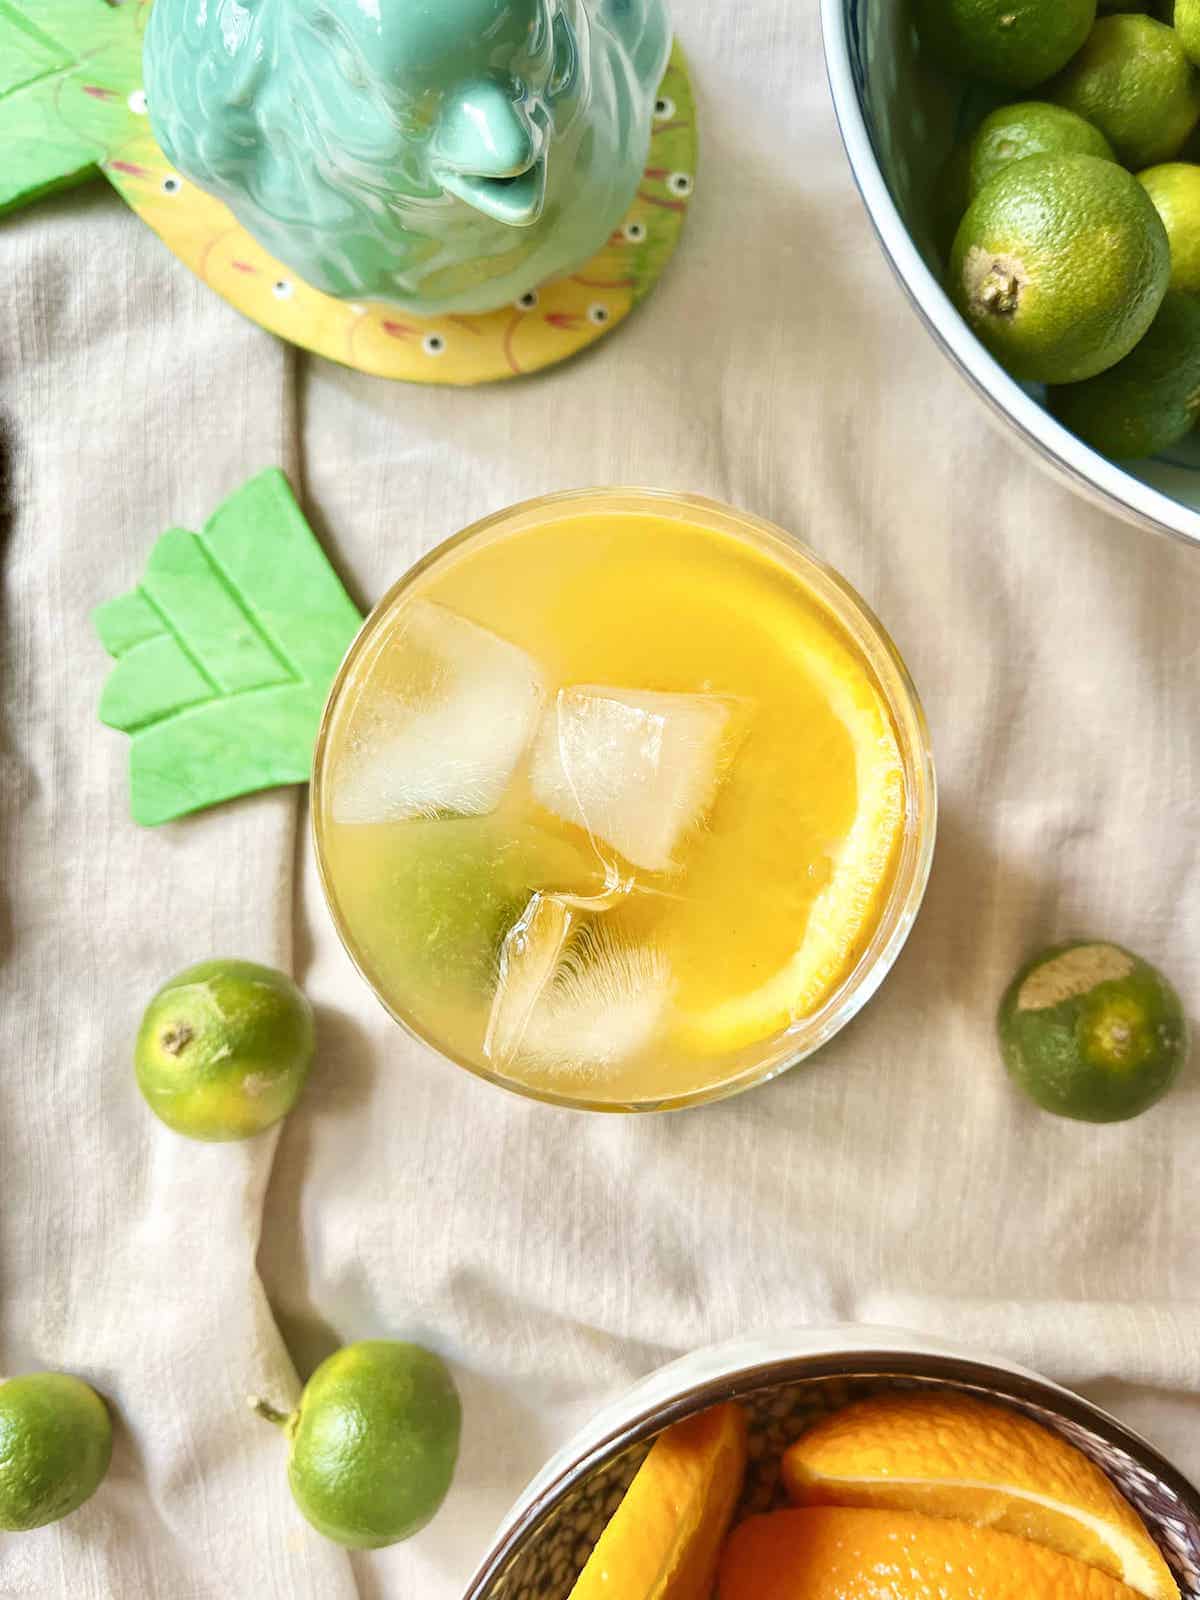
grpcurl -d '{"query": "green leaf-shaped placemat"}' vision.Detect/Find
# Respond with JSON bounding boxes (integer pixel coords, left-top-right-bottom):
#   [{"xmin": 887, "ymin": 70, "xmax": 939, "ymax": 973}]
[
  {"xmin": 0, "ymin": 0, "xmax": 146, "ymax": 215},
  {"xmin": 95, "ymin": 470, "xmax": 362, "ymax": 825}
]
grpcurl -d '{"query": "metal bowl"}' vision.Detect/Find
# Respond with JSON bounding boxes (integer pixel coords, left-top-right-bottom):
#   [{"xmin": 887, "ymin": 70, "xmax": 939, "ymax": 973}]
[
  {"xmin": 822, "ymin": 0, "xmax": 1200, "ymax": 550},
  {"xmin": 462, "ymin": 1327, "xmax": 1200, "ymax": 1600}
]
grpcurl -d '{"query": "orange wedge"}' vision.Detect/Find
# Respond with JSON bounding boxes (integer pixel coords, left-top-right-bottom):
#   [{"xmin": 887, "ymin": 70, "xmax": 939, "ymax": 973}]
[
  {"xmin": 568, "ymin": 1402, "xmax": 748, "ymax": 1600},
  {"xmin": 675, "ymin": 624, "xmax": 904, "ymax": 1054},
  {"xmin": 781, "ymin": 1395, "xmax": 1178, "ymax": 1600},
  {"xmin": 718, "ymin": 1506, "xmax": 1149, "ymax": 1600}
]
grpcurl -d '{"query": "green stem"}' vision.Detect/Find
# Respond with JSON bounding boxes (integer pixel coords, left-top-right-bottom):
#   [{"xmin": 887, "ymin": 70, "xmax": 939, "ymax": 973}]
[{"xmin": 247, "ymin": 1395, "xmax": 293, "ymax": 1428}]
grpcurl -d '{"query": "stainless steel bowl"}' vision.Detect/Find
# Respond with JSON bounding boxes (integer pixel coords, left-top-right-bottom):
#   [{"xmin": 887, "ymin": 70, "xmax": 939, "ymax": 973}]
[
  {"xmin": 822, "ymin": 0, "xmax": 1200, "ymax": 550},
  {"xmin": 462, "ymin": 1327, "xmax": 1200, "ymax": 1600}
]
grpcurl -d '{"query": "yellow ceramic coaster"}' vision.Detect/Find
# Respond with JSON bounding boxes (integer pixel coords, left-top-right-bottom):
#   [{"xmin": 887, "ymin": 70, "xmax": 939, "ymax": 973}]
[{"xmin": 102, "ymin": 44, "xmax": 696, "ymax": 387}]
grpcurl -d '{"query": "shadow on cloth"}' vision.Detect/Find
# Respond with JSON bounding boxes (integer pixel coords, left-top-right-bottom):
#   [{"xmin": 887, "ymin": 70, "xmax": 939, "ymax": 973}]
[
  {"xmin": 259, "ymin": 1000, "xmax": 378, "ymax": 1379},
  {"xmin": 0, "ymin": 412, "xmax": 19, "ymax": 970}
]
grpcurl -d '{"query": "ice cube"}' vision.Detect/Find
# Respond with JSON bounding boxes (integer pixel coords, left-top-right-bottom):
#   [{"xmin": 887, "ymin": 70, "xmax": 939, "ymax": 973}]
[
  {"xmin": 484, "ymin": 892, "xmax": 574, "ymax": 1065},
  {"xmin": 485, "ymin": 912, "xmax": 670, "ymax": 1076},
  {"xmin": 524, "ymin": 923, "xmax": 670, "ymax": 1074},
  {"xmin": 333, "ymin": 601, "xmax": 545, "ymax": 825},
  {"xmin": 529, "ymin": 687, "xmax": 737, "ymax": 872}
]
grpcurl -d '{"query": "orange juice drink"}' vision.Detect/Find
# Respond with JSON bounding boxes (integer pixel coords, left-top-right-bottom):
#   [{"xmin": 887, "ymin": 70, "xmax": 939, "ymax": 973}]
[{"xmin": 313, "ymin": 490, "xmax": 934, "ymax": 1109}]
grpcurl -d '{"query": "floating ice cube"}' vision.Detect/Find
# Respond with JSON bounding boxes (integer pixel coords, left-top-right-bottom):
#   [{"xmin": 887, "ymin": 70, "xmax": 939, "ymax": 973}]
[
  {"xmin": 484, "ymin": 892, "xmax": 574, "ymax": 1065},
  {"xmin": 529, "ymin": 687, "xmax": 737, "ymax": 872},
  {"xmin": 485, "ymin": 911, "xmax": 670, "ymax": 1076},
  {"xmin": 333, "ymin": 601, "xmax": 545, "ymax": 825}
]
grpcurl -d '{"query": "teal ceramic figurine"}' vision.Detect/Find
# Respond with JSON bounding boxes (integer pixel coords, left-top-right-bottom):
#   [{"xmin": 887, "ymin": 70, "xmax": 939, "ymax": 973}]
[{"xmin": 143, "ymin": 0, "xmax": 671, "ymax": 316}]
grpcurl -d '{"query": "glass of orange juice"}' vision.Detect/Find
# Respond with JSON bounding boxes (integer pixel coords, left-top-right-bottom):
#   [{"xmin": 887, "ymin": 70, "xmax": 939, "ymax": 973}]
[{"xmin": 311, "ymin": 489, "xmax": 935, "ymax": 1110}]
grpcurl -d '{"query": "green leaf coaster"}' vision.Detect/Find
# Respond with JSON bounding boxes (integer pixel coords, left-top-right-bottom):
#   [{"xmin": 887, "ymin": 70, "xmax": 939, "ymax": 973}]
[{"xmin": 95, "ymin": 470, "xmax": 362, "ymax": 825}]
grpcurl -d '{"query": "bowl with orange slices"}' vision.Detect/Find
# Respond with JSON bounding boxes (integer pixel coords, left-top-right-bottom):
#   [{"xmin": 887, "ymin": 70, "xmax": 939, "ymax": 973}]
[{"xmin": 462, "ymin": 1327, "xmax": 1200, "ymax": 1600}]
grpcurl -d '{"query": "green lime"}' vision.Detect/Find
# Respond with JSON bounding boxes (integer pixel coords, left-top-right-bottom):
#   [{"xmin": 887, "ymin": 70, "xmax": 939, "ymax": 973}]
[
  {"xmin": 932, "ymin": 139, "xmax": 974, "ymax": 261},
  {"xmin": 949, "ymin": 153, "xmax": 1169, "ymax": 382},
  {"xmin": 1047, "ymin": 290, "xmax": 1200, "ymax": 457},
  {"xmin": 914, "ymin": 0, "xmax": 1096, "ymax": 90},
  {"xmin": 338, "ymin": 816, "xmax": 598, "ymax": 1012},
  {"xmin": 1139, "ymin": 161, "xmax": 1200, "ymax": 289},
  {"xmin": 1049, "ymin": 15, "xmax": 1200, "ymax": 168},
  {"xmin": 966, "ymin": 103, "xmax": 1114, "ymax": 201},
  {"xmin": 1174, "ymin": 0, "xmax": 1200, "ymax": 68},
  {"xmin": 0, "ymin": 1373, "xmax": 112, "ymax": 1531},
  {"xmin": 1176, "ymin": 120, "xmax": 1200, "ymax": 165},
  {"xmin": 998, "ymin": 941, "xmax": 1188, "ymax": 1122},
  {"xmin": 253, "ymin": 1341, "xmax": 461, "ymax": 1548},
  {"xmin": 135, "ymin": 958, "xmax": 314, "ymax": 1141}
]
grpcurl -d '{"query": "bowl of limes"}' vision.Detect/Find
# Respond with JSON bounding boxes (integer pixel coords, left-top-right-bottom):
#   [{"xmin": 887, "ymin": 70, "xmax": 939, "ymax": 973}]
[{"xmin": 823, "ymin": 0, "xmax": 1200, "ymax": 548}]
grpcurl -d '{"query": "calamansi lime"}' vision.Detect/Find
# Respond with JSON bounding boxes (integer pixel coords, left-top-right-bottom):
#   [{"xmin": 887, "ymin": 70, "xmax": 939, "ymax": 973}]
[
  {"xmin": 1139, "ymin": 161, "xmax": 1200, "ymax": 290},
  {"xmin": 998, "ymin": 941, "xmax": 1188, "ymax": 1122},
  {"xmin": 914, "ymin": 0, "xmax": 1096, "ymax": 91},
  {"xmin": 933, "ymin": 140, "xmax": 974, "ymax": 260},
  {"xmin": 334, "ymin": 815, "xmax": 599, "ymax": 1013},
  {"xmin": 253, "ymin": 1341, "xmax": 461, "ymax": 1548},
  {"xmin": 0, "ymin": 1373, "xmax": 112, "ymax": 1532},
  {"xmin": 1050, "ymin": 15, "xmax": 1200, "ymax": 168},
  {"xmin": 135, "ymin": 958, "xmax": 314, "ymax": 1141},
  {"xmin": 949, "ymin": 153, "xmax": 1169, "ymax": 383},
  {"xmin": 966, "ymin": 103, "xmax": 1114, "ymax": 202},
  {"xmin": 1047, "ymin": 291, "xmax": 1200, "ymax": 459},
  {"xmin": 1173, "ymin": 0, "xmax": 1200, "ymax": 69}
]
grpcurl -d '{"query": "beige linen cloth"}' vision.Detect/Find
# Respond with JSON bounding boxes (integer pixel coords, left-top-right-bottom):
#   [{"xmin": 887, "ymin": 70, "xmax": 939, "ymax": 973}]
[{"xmin": 2, "ymin": 3, "xmax": 1199, "ymax": 1595}]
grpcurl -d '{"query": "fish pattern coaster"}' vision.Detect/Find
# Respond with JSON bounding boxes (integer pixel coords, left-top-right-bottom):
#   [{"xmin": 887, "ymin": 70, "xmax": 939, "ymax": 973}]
[
  {"xmin": 2, "ymin": 0, "xmax": 697, "ymax": 385},
  {"xmin": 94, "ymin": 470, "xmax": 362, "ymax": 826}
]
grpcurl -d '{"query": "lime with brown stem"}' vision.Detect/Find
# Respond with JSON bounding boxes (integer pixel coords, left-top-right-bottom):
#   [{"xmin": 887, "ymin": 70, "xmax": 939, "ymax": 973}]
[
  {"xmin": 135, "ymin": 958, "xmax": 314, "ymax": 1141},
  {"xmin": 998, "ymin": 941, "xmax": 1188, "ymax": 1121},
  {"xmin": 251, "ymin": 1341, "xmax": 461, "ymax": 1547},
  {"xmin": 949, "ymin": 153, "xmax": 1169, "ymax": 383}
]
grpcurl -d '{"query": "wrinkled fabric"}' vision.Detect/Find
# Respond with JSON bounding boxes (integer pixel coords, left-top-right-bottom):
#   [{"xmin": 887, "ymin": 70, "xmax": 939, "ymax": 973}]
[{"xmin": 2, "ymin": 2, "xmax": 1198, "ymax": 1595}]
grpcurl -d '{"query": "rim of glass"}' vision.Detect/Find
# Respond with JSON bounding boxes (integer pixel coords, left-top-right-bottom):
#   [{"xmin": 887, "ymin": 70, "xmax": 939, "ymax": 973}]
[{"xmin": 311, "ymin": 486, "xmax": 938, "ymax": 1113}]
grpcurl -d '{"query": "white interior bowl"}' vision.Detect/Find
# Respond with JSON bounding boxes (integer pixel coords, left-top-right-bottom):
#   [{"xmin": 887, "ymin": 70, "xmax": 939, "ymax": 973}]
[
  {"xmin": 822, "ymin": 0, "xmax": 1200, "ymax": 550},
  {"xmin": 461, "ymin": 1326, "xmax": 1200, "ymax": 1599}
]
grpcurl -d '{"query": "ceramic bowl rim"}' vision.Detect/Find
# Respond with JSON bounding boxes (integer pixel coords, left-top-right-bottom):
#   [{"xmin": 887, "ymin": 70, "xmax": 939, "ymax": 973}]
[
  {"xmin": 460, "ymin": 1341, "xmax": 1200, "ymax": 1599},
  {"xmin": 819, "ymin": 0, "xmax": 1200, "ymax": 553}
]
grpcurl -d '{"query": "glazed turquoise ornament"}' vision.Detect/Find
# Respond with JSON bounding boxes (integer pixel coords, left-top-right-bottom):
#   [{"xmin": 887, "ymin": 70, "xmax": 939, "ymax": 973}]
[{"xmin": 143, "ymin": 0, "xmax": 671, "ymax": 316}]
